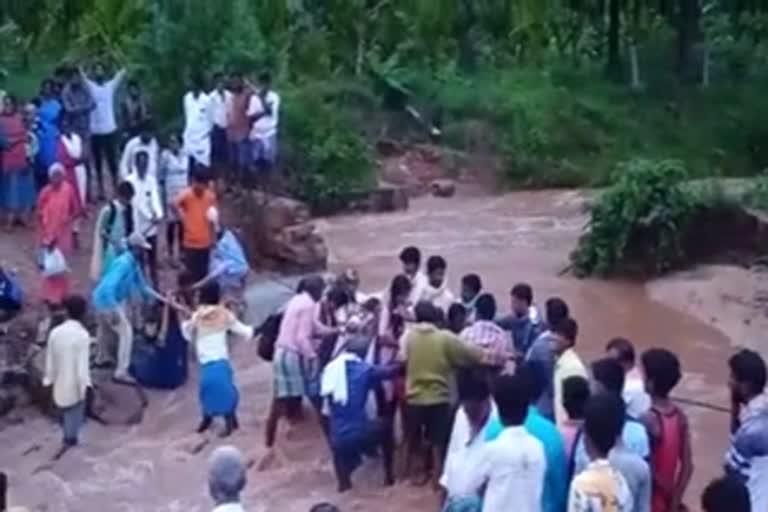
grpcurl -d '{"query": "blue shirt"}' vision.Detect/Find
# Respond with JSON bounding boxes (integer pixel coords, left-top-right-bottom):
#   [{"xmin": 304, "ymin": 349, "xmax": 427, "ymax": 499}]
[
  {"xmin": 573, "ymin": 417, "xmax": 650, "ymax": 476},
  {"xmin": 525, "ymin": 330, "xmax": 556, "ymax": 420},
  {"xmin": 484, "ymin": 406, "xmax": 566, "ymax": 512},
  {"xmin": 497, "ymin": 314, "xmax": 541, "ymax": 355},
  {"xmin": 328, "ymin": 359, "xmax": 397, "ymax": 447},
  {"xmin": 92, "ymin": 251, "xmax": 152, "ymax": 311}
]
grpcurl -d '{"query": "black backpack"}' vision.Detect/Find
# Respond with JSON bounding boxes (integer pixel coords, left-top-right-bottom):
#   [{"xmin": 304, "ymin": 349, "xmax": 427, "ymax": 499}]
[{"xmin": 257, "ymin": 312, "xmax": 283, "ymax": 362}]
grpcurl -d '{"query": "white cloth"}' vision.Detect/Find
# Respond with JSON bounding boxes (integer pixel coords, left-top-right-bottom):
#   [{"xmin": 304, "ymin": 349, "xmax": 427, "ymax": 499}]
[
  {"xmin": 247, "ymin": 90, "xmax": 280, "ymax": 139},
  {"xmin": 126, "ymin": 173, "xmax": 163, "ymax": 237},
  {"xmin": 183, "ymin": 91, "xmax": 213, "ymax": 167},
  {"xmin": 208, "ymin": 89, "xmax": 230, "ymax": 128},
  {"xmin": 407, "ymin": 271, "xmax": 428, "ymax": 306},
  {"xmin": 321, "ymin": 353, "xmax": 360, "ymax": 406},
  {"xmin": 119, "ymin": 136, "xmax": 159, "ymax": 180},
  {"xmin": 96, "ymin": 304, "xmax": 133, "ymax": 379},
  {"xmin": 212, "ymin": 504, "xmax": 245, "ymax": 512},
  {"xmin": 59, "ymin": 133, "xmax": 87, "ymax": 206},
  {"xmin": 83, "ymin": 70, "xmax": 125, "ymax": 135},
  {"xmin": 415, "ymin": 281, "xmax": 456, "ymax": 312},
  {"xmin": 182, "ymin": 317, "xmax": 253, "ymax": 365},
  {"xmin": 623, "ymin": 367, "xmax": 651, "ymax": 418},
  {"xmin": 159, "ymin": 149, "xmax": 189, "ymax": 208},
  {"xmin": 441, "ymin": 403, "xmax": 500, "ymax": 498},
  {"xmin": 44, "ymin": 320, "xmax": 92, "ymax": 408},
  {"xmin": 465, "ymin": 426, "xmax": 547, "ymax": 512}
]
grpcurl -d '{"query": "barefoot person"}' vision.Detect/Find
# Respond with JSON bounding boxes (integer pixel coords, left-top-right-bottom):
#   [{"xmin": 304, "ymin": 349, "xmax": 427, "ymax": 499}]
[
  {"xmin": 321, "ymin": 334, "xmax": 400, "ymax": 492},
  {"xmin": 92, "ymin": 232, "xmax": 156, "ymax": 384},
  {"xmin": 43, "ymin": 295, "xmax": 91, "ymax": 458},
  {"xmin": 263, "ymin": 275, "xmax": 339, "ymax": 462},
  {"xmin": 183, "ymin": 281, "xmax": 255, "ymax": 437},
  {"xmin": 1, "ymin": 94, "xmax": 36, "ymax": 228}
]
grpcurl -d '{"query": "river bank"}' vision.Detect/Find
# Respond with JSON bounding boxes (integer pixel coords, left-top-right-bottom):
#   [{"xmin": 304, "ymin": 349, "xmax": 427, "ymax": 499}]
[{"xmin": 0, "ymin": 185, "xmax": 763, "ymax": 511}]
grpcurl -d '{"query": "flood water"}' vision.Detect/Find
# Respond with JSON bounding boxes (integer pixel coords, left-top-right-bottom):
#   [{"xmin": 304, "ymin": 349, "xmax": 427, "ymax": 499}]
[{"xmin": 1, "ymin": 189, "xmax": 736, "ymax": 511}]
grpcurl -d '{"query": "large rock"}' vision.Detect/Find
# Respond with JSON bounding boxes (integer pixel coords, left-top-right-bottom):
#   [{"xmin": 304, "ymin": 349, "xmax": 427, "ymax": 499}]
[
  {"xmin": 89, "ymin": 377, "xmax": 147, "ymax": 426},
  {"xmin": 431, "ymin": 179, "xmax": 456, "ymax": 198},
  {"xmin": 225, "ymin": 193, "xmax": 328, "ymax": 272}
]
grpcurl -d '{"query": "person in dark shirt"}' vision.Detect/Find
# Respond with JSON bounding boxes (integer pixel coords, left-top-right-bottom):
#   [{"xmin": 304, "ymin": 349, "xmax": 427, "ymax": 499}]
[
  {"xmin": 321, "ymin": 334, "xmax": 401, "ymax": 492},
  {"xmin": 496, "ymin": 283, "xmax": 541, "ymax": 357}
]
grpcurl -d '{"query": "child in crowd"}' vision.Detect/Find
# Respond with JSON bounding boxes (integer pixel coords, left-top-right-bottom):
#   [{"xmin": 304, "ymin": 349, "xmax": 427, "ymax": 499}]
[
  {"xmin": 641, "ymin": 349, "xmax": 693, "ymax": 512},
  {"xmin": 159, "ymin": 133, "xmax": 189, "ymax": 263},
  {"xmin": 560, "ymin": 375, "xmax": 590, "ymax": 460}
]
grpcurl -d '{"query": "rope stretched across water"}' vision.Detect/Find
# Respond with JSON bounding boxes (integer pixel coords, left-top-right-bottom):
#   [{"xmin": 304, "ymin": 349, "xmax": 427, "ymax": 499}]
[{"xmin": 672, "ymin": 395, "xmax": 731, "ymax": 414}]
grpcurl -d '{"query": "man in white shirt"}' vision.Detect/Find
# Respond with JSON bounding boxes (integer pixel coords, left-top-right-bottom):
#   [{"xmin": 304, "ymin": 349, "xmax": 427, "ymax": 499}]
[
  {"xmin": 80, "ymin": 63, "xmax": 126, "ymax": 199},
  {"xmin": 184, "ymin": 76, "xmax": 213, "ymax": 170},
  {"xmin": 119, "ymin": 122, "xmax": 159, "ymax": 180},
  {"xmin": 247, "ymin": 71, "xmax": 280, "ymax": 180},
  {"xmin": 605, "ymin": 337, "xmax": 651, "ymax": 419},
  {"xmin": 125, "ymin": 151, "xmax": 163, "ymax": 286},
  {"xmin": 43, "ymin": 295, "xmax": 92, "ymax": 458},
  {"xmin": 209, "ymin": 72, "xmax": 230, "ymax": 176},
  {"xmin": 465, "ymin": 373, "xmax": 546, "ymax": 512},
  {"xmin": 208, "ymin": 445, "xmax": 247, "ymax": 512},
  {"xmin": 414, "ymin": 255, "xmax": 455, "ymax": 313},
  {"xmin": 441, "ymin": 369, "xmax": 502, "ymax": 510},
  {"xmin": 399, "ymin": 246, "xmax": 428, "ymax": 307}
]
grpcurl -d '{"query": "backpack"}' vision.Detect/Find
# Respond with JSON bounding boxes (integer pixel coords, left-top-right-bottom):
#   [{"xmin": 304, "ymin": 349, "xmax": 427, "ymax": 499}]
[
  {"xmin": 102, "ymin": 202, "xmax": 134, "ymax": 245},
  {"xmin": 257, "ymin": 312, "xmax": 283, "ymax": 362}
]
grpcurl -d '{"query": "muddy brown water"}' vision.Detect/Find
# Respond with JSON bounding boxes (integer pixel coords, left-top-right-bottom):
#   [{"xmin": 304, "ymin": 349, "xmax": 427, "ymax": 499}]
[{"xmin": 1, "ymin": 189, "xmax": 735, "ymax": 511}]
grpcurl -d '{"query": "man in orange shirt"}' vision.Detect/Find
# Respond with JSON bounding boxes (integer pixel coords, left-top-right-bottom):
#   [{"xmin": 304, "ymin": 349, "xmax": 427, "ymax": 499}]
[{"xmin": 174, "ymin": 170, "xmax": 217, "ymax": 282}]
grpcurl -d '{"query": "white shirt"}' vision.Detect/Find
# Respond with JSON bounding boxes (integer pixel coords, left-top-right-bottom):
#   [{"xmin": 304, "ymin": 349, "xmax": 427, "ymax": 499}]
[
  {"xmin": 43, "ymin": 320, "xmax": 92, "ymax": 408},
  {"xmin": 83, "ymin": 69, "xmax": 125, "ymax": 135},
  {"xmin": 183, "ymin": 91, "xmax": 213, "ymax": 166},
  {"xmin": 466, "ymin": 426, "xmax": 547, "ymax": 512},
  {"xmin": 120, "ymin": 136, "xmax": 159, "ymax": 180},
  {"xmin": 247, "ymin": 90, "xmax": 280, "ymax": 139},
  {"xmin": 126, "ymin": 173, "xmax": 163, "ymax": 237},
  {"xmin": 441, "ymin": 403, "xmax": 500, "ymax": 497},
  {"xmin": 182, "ymin": 317, "xmax": 254, "ymax": 365},
  {"xmin": 415, "ymin": 282, "xmax": 456, "ymax": 312},
  {"xmin": 212, "ymin": 504, "xmax": 245, "ymax": 512},
  {"xmin": 208, "ymin": 89, "xmax": 230, "ymax": 128},
  {"xmin": 623, "ymin": 367, "xmax": 651, "ymax": 418},
  {"xmin": 59, "ymin": 133, "xmax": 87, "ymax": 204}
]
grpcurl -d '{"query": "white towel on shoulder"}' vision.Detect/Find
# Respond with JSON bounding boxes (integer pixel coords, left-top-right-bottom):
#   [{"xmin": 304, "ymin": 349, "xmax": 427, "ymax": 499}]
[{"xmin": 321, "ymin": 353, "xmax": 360, "ymax": 406}]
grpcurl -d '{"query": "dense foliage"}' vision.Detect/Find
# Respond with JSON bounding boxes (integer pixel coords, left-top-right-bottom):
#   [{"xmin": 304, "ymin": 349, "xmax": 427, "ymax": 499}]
[
  {"xmin": 4, "ymin": 0, "xmax": 768, "ymax": 206},
  {"xmin": 570, "ymin": 159, "xmax": 696, "ymax": 275}
]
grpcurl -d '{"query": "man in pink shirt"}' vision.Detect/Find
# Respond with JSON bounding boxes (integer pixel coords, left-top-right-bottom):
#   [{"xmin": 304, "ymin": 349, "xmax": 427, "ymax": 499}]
[{"xmin": 263, "ymin": 275, "xmax": 338, "ymax": 460}]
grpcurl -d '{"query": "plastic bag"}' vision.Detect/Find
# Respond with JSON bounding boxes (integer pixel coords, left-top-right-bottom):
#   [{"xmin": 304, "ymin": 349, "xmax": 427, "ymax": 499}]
[{"xmin": 38, "ymin": 247, "xmax": 69, "ymax": 277}]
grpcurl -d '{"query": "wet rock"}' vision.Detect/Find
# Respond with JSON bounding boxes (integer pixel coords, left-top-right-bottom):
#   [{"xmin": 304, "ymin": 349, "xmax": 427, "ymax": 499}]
[
  {"xmin": 89, "ymin": 379, "xmax": 147, "ymax": 426},
  {"xmin": 431, "ymin": 179, "xmax": 456, "ymax": 198},
  {"xmin": 228, "ymin": 194, "xmax": 328, "ymax": 273}
]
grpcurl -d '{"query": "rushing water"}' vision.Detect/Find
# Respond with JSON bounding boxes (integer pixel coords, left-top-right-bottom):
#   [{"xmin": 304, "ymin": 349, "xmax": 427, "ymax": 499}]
[{"xmin": 1, "ymin": 189, "xmax": 738, "ymax": 511}]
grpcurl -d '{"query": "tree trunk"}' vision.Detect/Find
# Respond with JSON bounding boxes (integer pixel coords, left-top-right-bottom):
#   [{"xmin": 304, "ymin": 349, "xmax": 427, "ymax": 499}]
[
  {"xmin": 678, "ymin": 0, "xmax": 701, "ymax": 83},
  {"xmin": 702, "ymin": 43, "xmax": 710, "ymax": 87},
  {"xmin": 606, "ymin": 0, "xmax": 622, "ymax": 80},
  {"xmin": 630, "ymin": 43, "xmax": 642, "ymax": 89}
]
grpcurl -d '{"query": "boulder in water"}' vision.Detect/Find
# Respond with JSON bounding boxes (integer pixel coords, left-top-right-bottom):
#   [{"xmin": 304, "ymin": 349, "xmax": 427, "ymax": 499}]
[
  {"xmin": 89, "ymin": 377, "xmax": 147, "ymax": 425},
  {"xmin": 431, "ymin": 179, "xmax": 456, "ymax": 198}
]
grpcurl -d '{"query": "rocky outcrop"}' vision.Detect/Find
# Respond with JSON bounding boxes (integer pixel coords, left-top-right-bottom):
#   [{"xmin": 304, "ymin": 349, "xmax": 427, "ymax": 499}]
[
  {"xmin": 226, "ymin": 194, "xmax": 328, "ymax": 273},
  {"xmin": 431, "ymin": 179, "xmax": 456, "ymax": 198}
]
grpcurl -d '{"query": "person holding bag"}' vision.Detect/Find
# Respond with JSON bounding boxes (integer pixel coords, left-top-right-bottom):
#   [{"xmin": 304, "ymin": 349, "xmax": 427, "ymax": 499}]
[{"xmin": 37, "ymin": 164, "xmax": 79, "ymax": 306}]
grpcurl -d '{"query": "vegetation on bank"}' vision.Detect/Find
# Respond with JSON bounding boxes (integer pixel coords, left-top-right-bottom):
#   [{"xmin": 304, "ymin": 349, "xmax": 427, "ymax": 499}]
[{"xmin": 3, "ymin": 0, "xmax": 768, "ymax": 208}]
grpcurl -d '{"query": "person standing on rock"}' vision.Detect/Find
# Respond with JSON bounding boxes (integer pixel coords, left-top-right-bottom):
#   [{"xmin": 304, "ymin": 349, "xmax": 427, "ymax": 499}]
[
  {"xmin": 92, "ymin": 232, "xmax": 156, "ymax": 384},
  {"xmin": 208, "ymin": 445, "xmax": 248, "ymax": 512},
  {"xmin": 246, "ymin": 71, "xmax": 280, "ymax": 190},
  {"xmin": 90, "ymin": 181, "xmax": 135, "ymax": 280},
  {"xmin": 43, "ymin": 294, "xmax": 92, "ymax": 458},
  {"xmin": 175, "ymin": 170, "xmax": 217, "ymax": 283}
]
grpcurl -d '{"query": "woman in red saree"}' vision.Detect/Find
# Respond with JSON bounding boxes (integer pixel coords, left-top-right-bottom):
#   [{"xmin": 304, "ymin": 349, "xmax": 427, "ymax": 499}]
[{"xmin": 37, "ymin": 164, "xmax": 80, "ymax": 305}]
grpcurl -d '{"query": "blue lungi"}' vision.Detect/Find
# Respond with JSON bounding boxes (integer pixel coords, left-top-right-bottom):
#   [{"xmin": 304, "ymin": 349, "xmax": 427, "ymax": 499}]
[{"xmin": 199, "ymin": 359, "xmax": 239, "ymax": 417}]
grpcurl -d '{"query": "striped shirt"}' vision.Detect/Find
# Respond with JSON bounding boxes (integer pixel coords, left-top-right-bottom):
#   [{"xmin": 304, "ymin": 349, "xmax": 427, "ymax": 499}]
[
  {"xmin": 460, "ymin": 320, "xmax": 509, "ymax": 367},
  {"xmin": 725, "ymin": 393, "xmax": 768, "ymax": 512}
]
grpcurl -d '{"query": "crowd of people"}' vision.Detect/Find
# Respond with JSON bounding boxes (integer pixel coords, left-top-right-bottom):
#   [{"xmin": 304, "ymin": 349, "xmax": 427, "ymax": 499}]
[{"xmin": 1, "ymin": 63, "xmax": 766, "ymax": 512}]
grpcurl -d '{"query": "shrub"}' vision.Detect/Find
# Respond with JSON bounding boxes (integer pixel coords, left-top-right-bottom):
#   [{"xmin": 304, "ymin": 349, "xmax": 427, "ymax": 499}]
[
  {"xmin": 570, "ymin": 159, "xmax": 696, "ymax": 276},
  {"xmin": 281, "ymin": 88, "xmax": 375, "ymax": 212}
]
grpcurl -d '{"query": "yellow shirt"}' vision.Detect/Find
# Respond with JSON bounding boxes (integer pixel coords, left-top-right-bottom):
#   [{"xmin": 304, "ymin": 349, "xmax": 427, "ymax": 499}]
[{"xmin": 554, "ymin": 347, "xmax": 588, "ymax": 427}]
